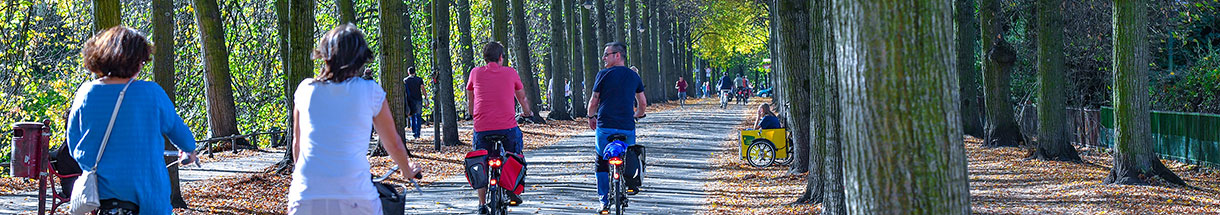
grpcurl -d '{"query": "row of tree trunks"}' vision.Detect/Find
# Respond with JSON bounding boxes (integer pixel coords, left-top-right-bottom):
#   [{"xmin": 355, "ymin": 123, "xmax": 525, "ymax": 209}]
[
  {"xmin": 546, "ymin": 0, "xmax": 572, "ymax": 120},
  {"xmin": 642, "ymin": 0, "xmax": 661, "ymax": 104}
]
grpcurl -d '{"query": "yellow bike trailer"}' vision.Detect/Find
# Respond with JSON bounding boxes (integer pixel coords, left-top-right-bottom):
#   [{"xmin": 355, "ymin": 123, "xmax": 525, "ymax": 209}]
[{"xmin": 738, "ymin": 128, "xmax": 792, "ymax": 167}]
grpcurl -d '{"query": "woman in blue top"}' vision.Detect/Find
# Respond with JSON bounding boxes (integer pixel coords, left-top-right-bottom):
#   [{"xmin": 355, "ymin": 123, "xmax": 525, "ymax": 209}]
[
  {"xmin": 755, "ymin": 103, "xmax": 782, "ymax": 130},
  {"xmin": 67, "ymin": 26, "xmax": 199, "ymax": 214}
]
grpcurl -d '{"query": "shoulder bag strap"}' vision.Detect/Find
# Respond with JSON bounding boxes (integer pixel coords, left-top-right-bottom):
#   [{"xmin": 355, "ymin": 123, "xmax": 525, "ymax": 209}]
[{"xmin": 92, "ymin": 78, "xmax": 136, "ymax": 171}]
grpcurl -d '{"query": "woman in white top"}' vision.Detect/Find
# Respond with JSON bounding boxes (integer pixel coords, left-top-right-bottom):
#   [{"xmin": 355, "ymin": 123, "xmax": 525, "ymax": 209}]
[{"xmin": 288, "ymin": 23, "xmax": 423, "ymax": 215}]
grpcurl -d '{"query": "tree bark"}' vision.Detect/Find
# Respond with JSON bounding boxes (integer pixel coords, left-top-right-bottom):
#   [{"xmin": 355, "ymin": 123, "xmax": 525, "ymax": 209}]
[
  {"xmin": 433, "ymin": 0, "xmax": 461, "ymax": 145},
  {"xmin": 614, "ymin": 0, "xmax": 626, "ymax": 43},
  {"xmin": 658, "ymin": 1, "xmax": 674, "ymax": 102},
  {"xmin": 510, "ymin": 0, "xmax": 544, "ymax": 121},
  {"xmin": 795, "ymin": 0, "xmax": 826, "ymax": 205},
  {"xmin": 151, "ymin": 0, "xmax": 185, "ymax": 207},
  {"xmin": 582, "ymin": 5, "xmax": 599, "ymax": 104},
  {"xmin": 833, "ymin": 0, "xmax": 971, "ymax": 213},
  {"xmin": 492, "ymin": 0, "xmax": 509, "ymax": 43},
  {"xmin": 378, "ymin": 0, "xmax": 411, "ymax": 150},
  {"xmin": 643, "ymin": 1, "xmax": 661, "ymax": 104},
  {"xmin": 546, "ymin": 0, "xmax": 572, "ymax": 120},
  {"xmin": 92, "ymin": 0, "xmax": 120, "ymax": 32},
  {"xmin": 957, "ymin": 0, "xmax": 984, "ymax": 138},
  {"xmin": 569, "ymin": 0, "xmax": 587, "ymax": 118},
  {"xmin": 596, "ymin": 0, "xmax": 611, "ymax": 47},
  {"xmin": 458, "ymin": 0, "xmax": 475, "ymax": 85},
  {"xmin": 812, "ymin": 0, "xmax": 844, "ymax": 212},
  {"xmin": 629, "ymin": 0, "xmax": 644, "ymax": 85},
  {"xmin": 1105, "ymin": 0, "xmax": 1186, "ymax": 186},
  {"xmin": 193, "ymin": 0, "xmax": 247, "ymax": 150},
  {"xmin": 980, "ymin": 0, "xmax": 1023, "ymax": 147},
  {"xmin": 337, "ymin": 0, "xmax": 356, "ymax": 24},
  {"xmin": 775, "ymin": 0, "xmax": 811, "ymax": 175},
  {"xmin": 1033, "ymin": 0, "xmax": 1081, "ymax": 161}
]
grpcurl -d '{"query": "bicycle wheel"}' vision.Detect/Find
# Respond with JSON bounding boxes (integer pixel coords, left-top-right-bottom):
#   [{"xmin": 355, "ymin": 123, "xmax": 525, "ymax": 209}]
[
  {"xmin": 746, "ymin": 142, "xmax": 775, "ymax": 167},
  {"xmin": 615, "ymin": 167, "xmax": 625, "ymax": 215}
]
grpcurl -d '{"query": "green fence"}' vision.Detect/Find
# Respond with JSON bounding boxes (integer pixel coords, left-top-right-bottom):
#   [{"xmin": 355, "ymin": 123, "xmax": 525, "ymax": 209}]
[{"xmin": 1099, "ymin": 107, "xmax": 1220, "ymax": 167}]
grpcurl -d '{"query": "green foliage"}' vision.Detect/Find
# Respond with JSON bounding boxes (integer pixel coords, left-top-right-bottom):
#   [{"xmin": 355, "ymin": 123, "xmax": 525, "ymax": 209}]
[{"xmin": 689, "ymin": 0, "xmax": 768, "ymax": 70}]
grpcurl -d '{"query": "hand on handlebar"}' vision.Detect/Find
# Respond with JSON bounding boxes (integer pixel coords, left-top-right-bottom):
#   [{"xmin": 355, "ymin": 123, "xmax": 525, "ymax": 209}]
[{"xmin": 400, "ymin": 162, "xmax": 423, "ymax": 180}]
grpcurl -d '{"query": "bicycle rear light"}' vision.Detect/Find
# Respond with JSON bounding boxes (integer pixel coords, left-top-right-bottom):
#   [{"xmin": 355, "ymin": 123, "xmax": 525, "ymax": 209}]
[
  {"xmin": 490, "ymin": 178, "xmax": 498, "ymax": 186},
  {"xmin": 609, "ymin": 157, "xmax": 623, "ymax": 165},
  {"xmin": 490, "ymin": 159, "xmax": 502, "ymax": 167}
]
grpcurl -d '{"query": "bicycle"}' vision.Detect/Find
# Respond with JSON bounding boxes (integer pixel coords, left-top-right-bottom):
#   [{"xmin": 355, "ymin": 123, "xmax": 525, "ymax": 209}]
[
  {"xmin": 464, "ymin": 134, "xmax": 526, "ymax": 215},
  {"xmin": 719, "ymin": 89, "xmax": 732, "ymax": 108},
  {"xmin": 600, "ymin": 115, "xmax": 646, "ymax": 215},
  {"xmin": 372, "ymin": 165, "xmax": 424, "ymax": 215}
]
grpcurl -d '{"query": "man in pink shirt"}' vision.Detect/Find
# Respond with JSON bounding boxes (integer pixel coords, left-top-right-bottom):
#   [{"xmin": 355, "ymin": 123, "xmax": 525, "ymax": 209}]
[{"xmin": 465, "ymin": 42, "xmax": 533, "ymax": 214}]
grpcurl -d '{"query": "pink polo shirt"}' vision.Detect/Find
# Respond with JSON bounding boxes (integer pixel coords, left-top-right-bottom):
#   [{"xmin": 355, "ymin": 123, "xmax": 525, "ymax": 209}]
[{"xmin": 466, "ymin": 62, "xmax": 524, "ymax": 132}]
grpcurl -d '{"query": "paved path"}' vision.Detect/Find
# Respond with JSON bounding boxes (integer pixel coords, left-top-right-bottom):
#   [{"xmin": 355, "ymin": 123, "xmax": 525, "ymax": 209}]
[{"xmin": 402, "ymin": 100, "xmax": 749, "ymax": 214}]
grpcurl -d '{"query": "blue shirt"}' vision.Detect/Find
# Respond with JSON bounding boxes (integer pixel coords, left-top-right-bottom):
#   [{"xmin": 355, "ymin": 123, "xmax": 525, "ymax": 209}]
[
  {"xmin": 67, "ymin": 80, "xmax": 197, "ymax": 215},
  {"xmin": 759, "ymin": 115, "xmax": 782, "ymax": 129},
  {"xmin": 718, "ymin": 76, "xmax": 734, "ymax": 90},
  {"xmin": 592, "ymin": 66, "xmax": 645, "ymax": 130}
]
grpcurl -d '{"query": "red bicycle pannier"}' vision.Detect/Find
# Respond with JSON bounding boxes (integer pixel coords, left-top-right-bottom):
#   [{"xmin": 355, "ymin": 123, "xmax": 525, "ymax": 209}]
[{"xmin": 499, "ymin": 152, "xmax": 527, "ymax": 195}]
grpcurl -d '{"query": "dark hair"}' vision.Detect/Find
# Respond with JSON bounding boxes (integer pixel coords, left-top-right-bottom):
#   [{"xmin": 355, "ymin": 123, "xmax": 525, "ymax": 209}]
[
  {"xmin": 604, "ymin": 42, "xmax": 626, "ymax": 55},
  {"xmin": 482, "ymin": 42, "xmax": 505, "ymax": 63},
  {"xmin": 759, "ymin": 103, "xmax": 776, "ymax": 116},
  {"xmin": 407, "ymin": 66, "xmax": 417, "ymax": 75},
  {"xmin": 81, "ymin": 26, "xmax": 153, "ymax": 79},
  {"xmin": 312, "ymin": 24, "xmax": 373, "ymax": 83}
]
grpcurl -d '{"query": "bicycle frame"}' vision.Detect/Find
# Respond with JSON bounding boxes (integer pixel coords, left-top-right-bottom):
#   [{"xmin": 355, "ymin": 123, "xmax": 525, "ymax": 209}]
[{"xmin": 483, "ymin": 135, "xmax": 511, "ymax": 215}]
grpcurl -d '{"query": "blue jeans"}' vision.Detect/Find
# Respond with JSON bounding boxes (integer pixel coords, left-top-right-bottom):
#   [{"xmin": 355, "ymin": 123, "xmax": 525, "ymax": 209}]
[
  {"xmin": 473, "ymin": 127, "xmax": 524, "ymax": 154},
  {"xmin": 594, "ymin": 127, "xmax": 635, "ymax": 204},
  {"xmin": 408, "ymin": 100, "xmax": 423, "ymax": 138},
  {"xmin": 678, "ymin": 92, "xmax": 687, "ymax": 105}
]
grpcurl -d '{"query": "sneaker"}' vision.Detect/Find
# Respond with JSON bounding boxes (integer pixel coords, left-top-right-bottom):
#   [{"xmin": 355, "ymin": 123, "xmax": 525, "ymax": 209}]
[
  {"xmin": 599, "ymin": 203, "xmax": 611, "ymax": 214},
  {"xmin": 479, "ymin": 205, "xmax": 489, "ymax": 214},
  {"xmin": 507, "ymin": 192, "xmax": 522, "ymax": 206}
]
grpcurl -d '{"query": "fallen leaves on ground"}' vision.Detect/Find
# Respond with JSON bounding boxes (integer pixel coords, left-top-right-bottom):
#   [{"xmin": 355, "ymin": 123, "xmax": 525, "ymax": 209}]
[{"xmin": 702, "ymin": 97, "xmax": 819, "ymax": 215}]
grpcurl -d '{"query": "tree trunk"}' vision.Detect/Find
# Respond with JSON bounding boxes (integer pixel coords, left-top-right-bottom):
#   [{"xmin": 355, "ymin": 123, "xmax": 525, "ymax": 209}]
[
  {"xmin": 569, "ymin": 0, "xmax": 587, "ymax": 118},
  {"xmin": 1105, "ymin": 0, "xmax": 1186, "ymax": 186},
  {"xmin": 337, "ymin": 0, "xmax": 356, "ymax": 24},
  {"xmin": 957, "ymin": 0, "xmax": 984, "ymax": 138},
  {"xmin": 511, "ymin": 0, "xmax": 544, "ymax": 121},
  {"xmin": 768, "ymin": 0, "xmax": 785, "ymax": 115},
  {"xmin": 776, "ymin": 0, "xmax": 811, "ymax": 175},
  {"xmin": 192, "ymin": 0, "xmax": 247, "ymax": 149},
  {"xmin": 811, "ymin": 0, "xmax": 845, "ymax": 213},
  {"xmin": 657, "ymin": 1, "xmax": 673, "ymax": 102},
  {"xmin": 643, "ymin": 1, "xmax": 661, "ymax": 104},
  {"xmin": 596, "ymin": 0, "xmax": 611, "ymax": 47},
  {"xmin": 614, "ymin": 0, "xmax": 626, "ymax": 43},
  {"xmin": 273, "ymin": 0, "xmax": 315, "ymax": 174},
  {"xmin": 92, "ymin": 0, "xmax": 120, "ymax": 32},
  {"xmin": 434, "ymin": 0, "xmax": 461, "ymax": 145},
  {"xmin": 833, "ymin": 1, "xmax": 971, "ymax": 213},
  {"xmin": 794, "ymin": 0, "xmax": 825, "ymax": 205},
  {"xmin": 980, "ymin": 0, "xmax": 1022, "ymax": 147},
  {"xmin": 492, "ymin": 0, "xmax": 509, "ymax": 43},
  {"xmin": 1033, "ymin": 0, "xmax": 1081, "ymax": 161},
  {"xmin": 375, "ymin": 0, "xmax": 411, "ymax": 152},
  {"xmin": 458, "ymin": 0, "xmax": 475, "ymax": 86},
  {"xmin": 629, "ymin": 0, "xmax": 643, "ymax": 84},
  {"xmin": 582, "ymin": 5, "xmax": 599, "ymax": 105},
  {"xmin": 547, "ymin": 0, "xmax": 572, "ymax": 120},
  {"xmin": 151, "ymin": 0, "xmax": 185, "ymax": 207}
]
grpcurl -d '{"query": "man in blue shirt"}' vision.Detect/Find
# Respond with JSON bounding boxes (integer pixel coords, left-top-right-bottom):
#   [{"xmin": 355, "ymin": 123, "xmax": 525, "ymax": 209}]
[
  {"xmin": 717, "ymin": 74, "xmax": 734, "ymax": 108},
  {"xmin": 586, "ymin": 42, "xmax": 647, "ymax": 213}
]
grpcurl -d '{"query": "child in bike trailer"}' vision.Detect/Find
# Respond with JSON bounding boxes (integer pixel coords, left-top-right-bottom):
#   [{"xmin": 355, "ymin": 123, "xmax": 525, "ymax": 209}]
[
  {"xmin": 466, "ymin": 41, "xmax": 534, "ymax": 214},
  {"xmin": 587, "ymin": 42, "xmax": 648, "ymax": 214}
]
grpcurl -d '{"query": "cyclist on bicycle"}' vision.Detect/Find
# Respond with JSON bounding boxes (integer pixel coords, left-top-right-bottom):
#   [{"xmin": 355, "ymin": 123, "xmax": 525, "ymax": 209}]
[
  {"xmin": 465, "ymin": 41, "xmax": 533, "ymax": 214},
  {"xmin": 586, "ymin": 42, "xmax": 647, "ymax": 214},
  {"xmin": 717, "ymin": 73, "xmax": 734, "ymax": 108}
]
